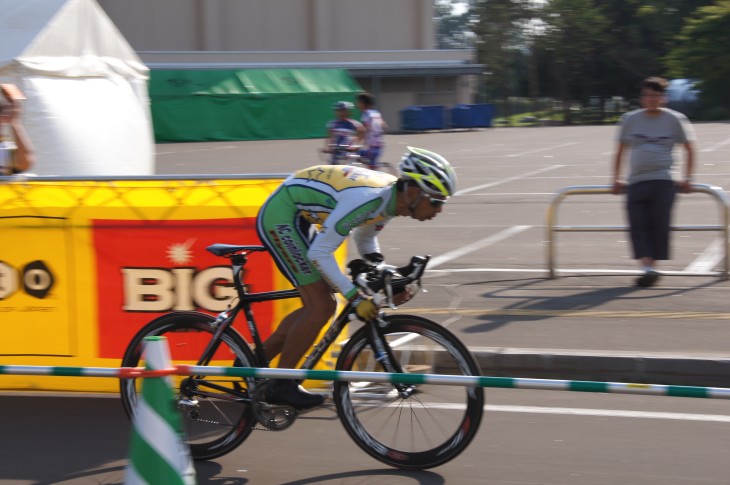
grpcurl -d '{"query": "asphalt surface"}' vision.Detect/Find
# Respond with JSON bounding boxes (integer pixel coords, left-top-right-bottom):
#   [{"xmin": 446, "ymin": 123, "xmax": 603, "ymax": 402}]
[
  {"xmin": 3, "ymin": 389, "xmax": 729, "ymax": 484},
  {"xmin": 2, "ymin": 124, "xmax": 729, "ymax": 485},
  {"xmin": 155, "ymin": 123, "xmax": 730, "ymax": 389}
]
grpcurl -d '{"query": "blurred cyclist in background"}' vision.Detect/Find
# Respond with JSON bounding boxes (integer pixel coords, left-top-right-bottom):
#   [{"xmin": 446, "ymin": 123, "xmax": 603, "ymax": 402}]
[
  {"xmin": 322, "ymin": 101, "xmax": 364, "ymax": 164},
  {"xmin": 356, "ymin": 92, "xmax": 388, "ymax": 170}
]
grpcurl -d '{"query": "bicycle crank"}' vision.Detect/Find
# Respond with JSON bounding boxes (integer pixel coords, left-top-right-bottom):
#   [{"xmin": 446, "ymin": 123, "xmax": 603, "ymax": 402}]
[{"xmin": 252, "ymin": 401, "xmax": 298, "ymax": 431}]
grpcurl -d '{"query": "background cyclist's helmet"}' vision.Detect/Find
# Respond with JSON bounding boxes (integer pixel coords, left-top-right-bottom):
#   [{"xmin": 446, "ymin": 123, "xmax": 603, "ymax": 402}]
[
  {"xmin": 399, "ymin": 146, "xmax": 457, "ymax": 198},
  {"xmin": 333, "ymin": 101, "xmax": 354, "ymax": 111}
]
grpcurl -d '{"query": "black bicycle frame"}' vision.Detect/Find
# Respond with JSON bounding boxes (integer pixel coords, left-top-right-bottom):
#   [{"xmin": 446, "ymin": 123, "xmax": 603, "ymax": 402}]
[{"xmin": 191, "ymin": 250, "xmax": 406, "ymax": 389}]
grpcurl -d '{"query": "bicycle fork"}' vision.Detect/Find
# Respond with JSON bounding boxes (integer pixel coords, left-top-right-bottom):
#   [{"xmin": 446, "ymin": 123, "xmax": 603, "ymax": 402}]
[{"xmin": 365, "ymin": 317, "xmax": 417, "ymax": 399}]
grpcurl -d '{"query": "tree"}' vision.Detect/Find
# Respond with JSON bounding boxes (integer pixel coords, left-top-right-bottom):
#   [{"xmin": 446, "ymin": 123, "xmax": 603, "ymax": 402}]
[
  {"xmin": 665, "ymin": 0, "xmax": 730, "ymax": 116},
  {"xmin": 472, "ymin": 0, "xmax": 533, "ymax": 99},
  {"xmin": 435, "ymin": 1, "xmax": 475, "ymax": 49},
  {"xmin": 532, "ymin": 0, "xmax": 609, "ymax": 104},
  {"xmin": 590, "ymin": 0, "xmax": 713, "ymax": 99}
]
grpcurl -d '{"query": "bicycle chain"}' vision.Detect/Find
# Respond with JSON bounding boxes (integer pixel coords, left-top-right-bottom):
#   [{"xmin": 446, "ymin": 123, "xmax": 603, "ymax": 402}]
[{"xmin": 181, "ymin": 409, "xmax": 293, "ymax": 431}]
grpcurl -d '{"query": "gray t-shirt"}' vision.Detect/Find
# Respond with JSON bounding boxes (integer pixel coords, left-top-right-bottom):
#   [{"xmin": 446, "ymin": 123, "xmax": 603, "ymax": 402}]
[{"xmin": 617, "ymin": 108, "xmax": 695, "ymax": 184}]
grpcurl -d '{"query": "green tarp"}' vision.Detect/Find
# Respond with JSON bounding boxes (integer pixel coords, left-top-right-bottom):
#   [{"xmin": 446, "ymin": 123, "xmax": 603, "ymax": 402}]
[{"xmin": 149, "ymin": 68, "xmax": 362, "ymax": 142}]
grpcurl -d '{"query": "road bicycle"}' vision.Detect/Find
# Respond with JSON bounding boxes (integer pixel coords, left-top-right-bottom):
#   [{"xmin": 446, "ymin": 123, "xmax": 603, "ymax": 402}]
[
  {"xmin": 320, "ymin": 143, "xmax": 397, "ymax": 175},
  {"xmin": 119, "ymin": 244, "xmax": 484, "ymax": 470}
]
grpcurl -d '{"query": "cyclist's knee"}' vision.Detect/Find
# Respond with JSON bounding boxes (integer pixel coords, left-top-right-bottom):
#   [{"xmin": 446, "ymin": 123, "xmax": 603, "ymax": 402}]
[
  {"xmin": 308, "ymin": 293, "xmax": 337, "ymax": 319},
  {"xmin": 299, "ymin": 286, "xmax": 337, "ymax": 319}
]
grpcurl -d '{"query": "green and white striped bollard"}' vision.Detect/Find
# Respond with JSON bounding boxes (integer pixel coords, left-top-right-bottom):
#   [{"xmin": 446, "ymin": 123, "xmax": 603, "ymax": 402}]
[{"xmin": 124, "ymin": 336, "xmax": 197, "ymax": 485}]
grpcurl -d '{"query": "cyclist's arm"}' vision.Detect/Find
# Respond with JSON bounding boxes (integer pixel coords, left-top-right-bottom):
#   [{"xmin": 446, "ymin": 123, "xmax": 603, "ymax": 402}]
[
  {"xmin": 308, "ymin": 230, "xmax": 359, "ymax": 299},
  {"xmin": 308, "ymin": 194, "xmax": 385, "ymax": 300},
  {"xmin": 351, "ymin": 223, "xmax": 382, "ymax": 256},
  {"xmin": 323, "ymin": 123, "xmax": 335, "ymax": 152},
  {"xmin": 352, "ymin": 120, "xmax": 365, "ymax": 144}
]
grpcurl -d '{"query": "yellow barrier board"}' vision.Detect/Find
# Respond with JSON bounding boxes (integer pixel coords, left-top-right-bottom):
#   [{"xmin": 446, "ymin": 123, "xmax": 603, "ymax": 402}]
[{"xmin": 0, "ymin": 178, "xmax": 347, "ymax": 392}]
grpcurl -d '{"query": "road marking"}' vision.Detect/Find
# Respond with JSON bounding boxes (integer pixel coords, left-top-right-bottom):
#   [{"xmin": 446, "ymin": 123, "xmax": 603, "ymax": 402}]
[
  {"xmin": 487, "ymin": 405, "xmax": 730, "ymax": 422},
  {"xmin": 397, "ymin": 308, "xmax": 730, "ymax": 319},
  {"xmin": 684, "ymin": 238, "xmax": 723, "ymax": 273},
  {"xmin": 700, "ymin": 138, "xmax": 730, "ymax": 152},
  {"xmin": 456, "ymin": 165, "xmax": 564, "ymax": 195},
  {"xmin": 507, "ymin": 142, "xmax": 579, "ymax": 157},
  {"xmin": 428, "ymin": 226, "xmax": 532, "ymax": 269},
  {"xmin": 376, "ymin": 403, "xmax": 730, "ymax": 422},
  {"xmin": 426, "ymin": 267, "xmax": 721, "ymax": 276}
]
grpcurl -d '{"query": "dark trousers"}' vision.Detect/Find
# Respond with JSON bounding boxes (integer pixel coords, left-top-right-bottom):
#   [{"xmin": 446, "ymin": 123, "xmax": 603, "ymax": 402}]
[{"xmin": 626, "ymin": 180, "xmax": 676, "ymax": 261}]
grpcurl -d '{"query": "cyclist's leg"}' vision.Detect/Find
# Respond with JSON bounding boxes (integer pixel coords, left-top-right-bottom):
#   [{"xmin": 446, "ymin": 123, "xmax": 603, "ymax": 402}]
[
  {"xmin": 274, "ymin": 280, "xmax": 335, "ymax": 368},
  {"xmin": 262, "ymin": 280, "xmax": 335, "ymax": 363},
  {"xmin": 256, "ymin": 194, "xmax": 332, "ymax": 408}
]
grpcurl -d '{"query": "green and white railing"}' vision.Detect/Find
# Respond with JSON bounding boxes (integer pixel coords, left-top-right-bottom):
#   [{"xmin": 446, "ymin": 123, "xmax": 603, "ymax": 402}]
[{"xmin": 2, "ymin": 361, "xmax": 729, "ymax": 400}]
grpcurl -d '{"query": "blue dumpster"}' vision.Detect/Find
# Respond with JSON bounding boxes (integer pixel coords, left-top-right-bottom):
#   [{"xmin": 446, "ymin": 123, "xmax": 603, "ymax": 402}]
[
  {"xmin": 400, "ymin": 105, "xmax": 446, "ymax": 131},
  {"xmin": 450, "ymin": 103, "xmax": 494, "ymax": 128}
]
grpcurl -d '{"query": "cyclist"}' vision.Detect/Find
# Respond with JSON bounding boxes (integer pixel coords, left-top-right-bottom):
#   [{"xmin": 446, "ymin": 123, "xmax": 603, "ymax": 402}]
[
  {"xmin": 256, "ymin": 146, "xmax": 457, "ymax": 409},
  {"xmin": 355, "ymin": 92, "xmax": 387, "ymax": 170},
  {"xmin": 323, "ymin": 101, "xmax": 363, "ymax": 164}
]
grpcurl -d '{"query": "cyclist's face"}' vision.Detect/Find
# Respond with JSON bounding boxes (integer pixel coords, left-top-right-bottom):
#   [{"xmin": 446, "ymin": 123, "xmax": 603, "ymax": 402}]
[{"xmin": 411, "ymin": 190, "xmax": 446, "ymax": 221}]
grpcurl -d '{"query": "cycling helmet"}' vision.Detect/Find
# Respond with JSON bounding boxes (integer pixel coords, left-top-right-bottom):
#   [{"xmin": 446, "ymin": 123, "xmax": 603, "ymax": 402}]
[
  {"xmin": 399, "ymin": 146, "xmax": 457, "ymax": 197},
  {"xmin": 333, "ymin": 101, "xmax": 354, "ymax": 111}
]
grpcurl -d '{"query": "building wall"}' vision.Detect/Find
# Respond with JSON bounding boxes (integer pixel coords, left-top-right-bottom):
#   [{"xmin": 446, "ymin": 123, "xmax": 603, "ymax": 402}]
[
  {"xmin": 98, "ymin": 0, "xmax": 481, "ymax": 133},
  {"xmin": 98, "ymin": 0, "xmax": 434, "ymax": 52}
]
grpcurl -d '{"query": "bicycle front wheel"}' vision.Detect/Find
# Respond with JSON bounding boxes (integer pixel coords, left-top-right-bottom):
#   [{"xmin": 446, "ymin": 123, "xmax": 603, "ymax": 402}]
[
  {"xmin": 333, "ymin": 314, "xmax": 484, "ymax": 469},
  {"xmin": 119, "ymin": 311, "xmax": 257, "ymax": 461}
]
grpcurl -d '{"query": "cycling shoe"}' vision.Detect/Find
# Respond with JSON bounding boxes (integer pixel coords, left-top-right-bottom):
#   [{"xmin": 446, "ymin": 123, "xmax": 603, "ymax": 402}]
[{"xmin": 264, "ymin": 379, "xmax": 325, "ymax": 410}]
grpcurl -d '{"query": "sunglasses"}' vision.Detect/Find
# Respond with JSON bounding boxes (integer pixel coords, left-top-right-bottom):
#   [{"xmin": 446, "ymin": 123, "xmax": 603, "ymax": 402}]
[{"xmin": 428, "ymin": 197, "xmax": 446, "ymax": 207}]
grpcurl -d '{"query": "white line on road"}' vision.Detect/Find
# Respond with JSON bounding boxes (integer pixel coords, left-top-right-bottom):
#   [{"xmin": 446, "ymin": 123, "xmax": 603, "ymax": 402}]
[
  {"xmin": 379, "ymin": 403, "xmax": 730, "ymax": 422},
  {"xmin": 684, "ymin": 238, "xmax": 723, "ymax": 273},
  {"xmin": 456, "ymin": 165, "xmax": 564, "ymax": 196},
  {"xmin": 487, "ymin": 405, "xmax": 730, "ymax": 423},
  {"xmin": 507, "ymin": 142, "xmax": 579, "ymax": 157},
  {"xmin": 428, "ymin": 226, "xmax": 532, "ymax": 269},
  {"xmin": 427, "ymin": 267, "xmax": 721, "ymax": 276},
  {"xmin": 700, "ymin": 138, "xmax": 730, "ymax": 152}
]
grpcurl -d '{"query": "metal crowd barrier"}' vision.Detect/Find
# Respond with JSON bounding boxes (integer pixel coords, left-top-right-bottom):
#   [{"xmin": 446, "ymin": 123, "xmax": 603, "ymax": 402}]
[{"xmin": 545, "ymin": 184, "xmax": 730, "ymax": 280}]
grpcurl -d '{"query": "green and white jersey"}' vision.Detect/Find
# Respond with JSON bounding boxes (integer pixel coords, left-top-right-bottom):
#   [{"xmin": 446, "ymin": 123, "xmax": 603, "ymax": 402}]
[{"xmin": 261, "ymin": 164, "xmax": 398, "ymax": 298}]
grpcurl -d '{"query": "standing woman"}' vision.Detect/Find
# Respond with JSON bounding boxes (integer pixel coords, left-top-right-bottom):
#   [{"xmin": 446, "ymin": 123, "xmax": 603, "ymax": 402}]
[{"xmin": 611, "ymin": 76, "xmax": 696, "ymax": 287}]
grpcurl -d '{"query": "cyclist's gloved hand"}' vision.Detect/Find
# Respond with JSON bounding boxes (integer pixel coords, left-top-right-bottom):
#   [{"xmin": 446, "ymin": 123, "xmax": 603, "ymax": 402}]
[
  {"xmin": 347, "ymin": 258, "xmax": 372, "ymax": 277},
  {"xmin": 363, "ymin": 252, "xmax": 385, "ymax": 264},
  {"xmin": 352, "ymin": 295, "xmax": 378, "ymax": 321}
]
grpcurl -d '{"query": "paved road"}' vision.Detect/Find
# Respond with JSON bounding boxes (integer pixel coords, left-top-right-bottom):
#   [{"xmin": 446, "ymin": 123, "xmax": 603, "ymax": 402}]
[
  {"xmin": 2, "ymin": 389, "xmax": 729, "ymax": 484},
  {"xmin": 156, "ymin": 124, "xmax": 730, "ymax": 387}
]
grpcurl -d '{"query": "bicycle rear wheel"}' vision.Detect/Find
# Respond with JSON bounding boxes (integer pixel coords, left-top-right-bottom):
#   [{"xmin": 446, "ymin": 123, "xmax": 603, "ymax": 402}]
[
  {"xmin": 119, "ymin": 311, "xmax": 257, "ymax": 461},
  {"xmin": 333, "ymin": 314, "xmax": 484, "ymax": 469}
]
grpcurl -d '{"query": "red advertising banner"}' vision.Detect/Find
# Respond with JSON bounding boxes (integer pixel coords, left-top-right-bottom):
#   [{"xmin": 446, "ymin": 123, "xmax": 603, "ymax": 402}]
[{"xmin": 92, "ymin": 218, "xmax": 275, "ymax": 358}]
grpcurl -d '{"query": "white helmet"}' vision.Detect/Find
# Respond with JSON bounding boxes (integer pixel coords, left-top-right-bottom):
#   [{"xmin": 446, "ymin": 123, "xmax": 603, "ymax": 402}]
[{"xmin": 398, "ymin": 146, "xmax": 457, "ymax": 198}]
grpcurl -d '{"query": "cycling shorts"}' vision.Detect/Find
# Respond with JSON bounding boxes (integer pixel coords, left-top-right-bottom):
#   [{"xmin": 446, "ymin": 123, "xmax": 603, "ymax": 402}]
[{"xmin": 256, "ymin": 186, "xmax": 323, "ymax": 288}]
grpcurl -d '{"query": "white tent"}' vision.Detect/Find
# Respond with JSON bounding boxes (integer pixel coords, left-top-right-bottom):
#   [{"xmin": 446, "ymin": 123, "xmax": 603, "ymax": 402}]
[{"xmin": 0, "ymin": 0, "xmax": 153, "ymax": 176}]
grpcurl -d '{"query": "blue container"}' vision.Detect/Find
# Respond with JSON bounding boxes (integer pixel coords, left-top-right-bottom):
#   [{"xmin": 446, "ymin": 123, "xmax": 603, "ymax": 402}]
[
  {"xmin": 400, "ymin": 105, "xmax": 446, "ymax": 131},
  {"xmin": 450, "ymin": 103, "xmax": 495, "ymax": 128}
]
